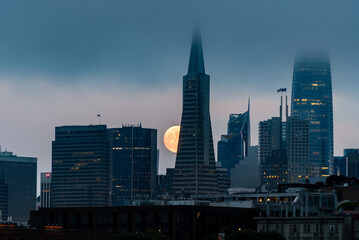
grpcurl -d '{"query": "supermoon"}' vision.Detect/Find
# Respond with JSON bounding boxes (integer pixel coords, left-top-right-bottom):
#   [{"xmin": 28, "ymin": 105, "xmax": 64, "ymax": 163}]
[{"xmin": 164, "ymin": 126, "xmax": 180, "ymax": 153}]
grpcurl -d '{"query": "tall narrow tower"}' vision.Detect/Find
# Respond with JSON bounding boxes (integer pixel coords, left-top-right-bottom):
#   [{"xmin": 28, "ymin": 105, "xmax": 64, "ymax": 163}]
[
  {"xmin": 291, "ymin": 52, "xmax": 334, "ymax": 177},
  {"xmin": 172, "ymin": 30, "xmax": 218, "ymax": 196}
]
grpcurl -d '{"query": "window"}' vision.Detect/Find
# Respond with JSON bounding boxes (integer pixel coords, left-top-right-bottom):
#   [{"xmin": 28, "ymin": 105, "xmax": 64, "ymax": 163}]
[
  {"xmin": 290, "ymin": 224, "xmax": 297, "ymax": 233},
  {"xmin": 260, "ymin": 224, "xmax": 266, "ymax": 231},
  {"xmin": 304, "ymin": 224, "xmax": 311, "ymax": 233},
  {"xmin": 329, "ymin": 224, "xmax": 338, "ymax": 232},
  {"xmin": 314, "ymin": 224, "xmax": 320, "ymax": 232}
]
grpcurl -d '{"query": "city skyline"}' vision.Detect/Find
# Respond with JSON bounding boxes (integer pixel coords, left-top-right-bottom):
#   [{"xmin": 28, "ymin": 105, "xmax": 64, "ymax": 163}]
[{"xmin": 1, "ymin": 1, "xmax": 359, "ymax": 194}]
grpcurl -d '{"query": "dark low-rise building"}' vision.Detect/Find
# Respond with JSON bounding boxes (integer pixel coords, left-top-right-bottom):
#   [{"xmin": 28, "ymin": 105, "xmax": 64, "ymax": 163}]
[{"xmin": 27, "ymin": 206, "xmax": 259, "ymax": 240}]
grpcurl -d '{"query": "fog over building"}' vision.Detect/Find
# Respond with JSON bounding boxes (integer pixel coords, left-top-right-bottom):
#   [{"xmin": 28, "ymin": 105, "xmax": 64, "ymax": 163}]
[
  {"xmin": 172, "ymin": 30, "xmax": 218, "ymax": 195},
  {"xmin": 291, "ymin": 52, "xmax": 334, "ymax": 177}
]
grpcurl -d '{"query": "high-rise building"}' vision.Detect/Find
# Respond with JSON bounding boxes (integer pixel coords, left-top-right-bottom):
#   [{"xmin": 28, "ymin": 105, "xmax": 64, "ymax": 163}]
[
  {"xmin": 172, "ymin": 30, "xmax": 218, "ymax": 196},
  {"xmin": 259, "ymin": 92, "xmax": 310, "ymax": 190},
  {"xmin": 0, "ymin": 149, "xmax": 37, "ymax": 224},
  {"xmin": 109, "ymin": 125, "xmax": 157, "ymax": 206},
  {"xmin": 286, "ymin": 117, "xmax": 310, "ymax": 183},
  {"xmin": 51, "ymin": 125, "xmax": 110, "ymax": 207},
  {"xmin": 218, "ymin": 101, "xmax": 250, "ymax": 177},
  {"xmin": 291, "ymin": 52, "xmax": 334, "ymax": 177},
  {"xmin": 40, "ymin": 172, "xmax": 51, "ymax": 208},
  {"xmin": 259, "ymin": 117, "xmax": 288, "ymax": 190},
  {"xmin": 0, "ymin": 173, "xmax": 8, "ymax": 222}
]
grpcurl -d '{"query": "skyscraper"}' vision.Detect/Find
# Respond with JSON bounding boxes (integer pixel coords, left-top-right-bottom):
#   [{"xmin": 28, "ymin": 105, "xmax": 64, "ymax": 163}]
[
  {"xmin": 291, "ymin": 52, "xmax": 334, "ymax": 177},
  {"xmin": 109, "ymin": 125, "xmax": 157, "ymax": 206},
  {"xmin": 259, "ymin": 117, "xmax": 288, "ymax": 190},
  {"xmin": 51, "ymin": 125, "xmax": 110, "ymax": 207},
  {"xmin": 0, "ymin": 149, "xmax": 37, "ymax": 224},
  {"xmin": 218, "ymin": 101, "xmax": 250, "ymax": 176},
  {"xmin": 286, "ymin": 117, "xmax": 310, "ymax": 183},
  {"xmin": 259, "ymin": 92, "xmax": 310, "ymax": 190},
  {"xmin": 172, "ymin": 30, "xmax": 218, "ymax": 196}
]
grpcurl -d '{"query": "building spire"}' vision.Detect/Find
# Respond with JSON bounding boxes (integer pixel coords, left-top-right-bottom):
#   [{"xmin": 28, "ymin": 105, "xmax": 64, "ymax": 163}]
[{"xmin": 187, "ymin": 29, "xmax": 205, "ymax": 74}]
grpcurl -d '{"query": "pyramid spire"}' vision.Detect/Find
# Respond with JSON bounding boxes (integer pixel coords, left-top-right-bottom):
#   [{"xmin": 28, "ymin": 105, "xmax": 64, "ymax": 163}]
[
  {"xmin": 187, "ymin": 29, "xmax": 205, "ymax": 74},
  {"xmin": 247, "ymin": 97, "xmax": 250, "ymax": 113}
]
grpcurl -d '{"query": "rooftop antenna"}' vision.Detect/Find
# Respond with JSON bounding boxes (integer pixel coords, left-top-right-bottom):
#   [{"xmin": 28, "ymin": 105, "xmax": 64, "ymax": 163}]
[
  {"xmin": 97, "ymin": 114, "xmax": 101, "ymax": 125},
  {"xmin": 277, "ymin": 88, "xmax": 287, "ymax": 122}
]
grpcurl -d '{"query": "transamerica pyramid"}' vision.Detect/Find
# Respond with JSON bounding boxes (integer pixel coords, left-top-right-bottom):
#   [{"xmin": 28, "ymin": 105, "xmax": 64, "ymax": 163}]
[{"xmin": 172, "ymin": 30, "xmax": 219, "ymax": 196}]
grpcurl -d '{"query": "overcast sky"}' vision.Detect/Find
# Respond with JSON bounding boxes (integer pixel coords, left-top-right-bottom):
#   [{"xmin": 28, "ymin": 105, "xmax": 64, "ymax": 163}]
[{"xmin": 1, "ymin": 0, "xmax": 359, "ymax": 194}]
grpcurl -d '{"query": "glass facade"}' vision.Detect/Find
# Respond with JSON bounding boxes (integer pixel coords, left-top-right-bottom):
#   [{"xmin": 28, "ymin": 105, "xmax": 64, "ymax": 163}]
[
  {"xmin": 0, "ymin": 151, "xmax": 37, "ymax": 223},
  {"xmin": 109, "ymin": 126, "xmax": 157, "ymax": 206},
  {"xmin": 291, "ymin": 52, "xmax": 334, "ymax": 177},
  {"xmin": 51, "ymin": 125, "xmax": 110, "ymax": 207},
  {"xmin": 218, "ymin": 109, "xmax": 250, "ymax": 177}
]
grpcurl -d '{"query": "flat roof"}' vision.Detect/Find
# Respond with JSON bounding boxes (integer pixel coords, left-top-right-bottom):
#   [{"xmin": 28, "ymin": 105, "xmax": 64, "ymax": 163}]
[{"xmin": 0, "ymin": 155, "xmax": 37, "ymax": 164}]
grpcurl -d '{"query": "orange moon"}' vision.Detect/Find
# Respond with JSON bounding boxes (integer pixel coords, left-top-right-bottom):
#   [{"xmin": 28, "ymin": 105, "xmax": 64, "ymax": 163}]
[{"xmin": 163, "ymin": 126, "xmax": 180, "ymax": 153}]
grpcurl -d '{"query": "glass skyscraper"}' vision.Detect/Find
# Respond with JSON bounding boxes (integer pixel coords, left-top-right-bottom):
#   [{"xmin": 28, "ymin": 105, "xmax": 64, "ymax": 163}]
[
  {"xmin": 172, "ymin": 30, "xmax": 218, "ymax": 195},
  {"xmin": 218, "ymin": 101, "xmax": 250, "ymax": 177},
  {"xmin": 109, "ymin": 125, "xmax": 157, "ymax": 206},
  {"xmin": 291, "ymin": 52, "xmax": 334, "ymax": 177},
  {"xmin": 51, "ymin": 125, "xmax": 110, "ymax": 207}
]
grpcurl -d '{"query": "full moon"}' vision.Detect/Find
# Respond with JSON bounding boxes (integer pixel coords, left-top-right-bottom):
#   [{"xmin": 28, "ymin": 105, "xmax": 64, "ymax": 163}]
[{"xmin": 163, "ymin": 126, "xmax": 180, "ymax": 153}]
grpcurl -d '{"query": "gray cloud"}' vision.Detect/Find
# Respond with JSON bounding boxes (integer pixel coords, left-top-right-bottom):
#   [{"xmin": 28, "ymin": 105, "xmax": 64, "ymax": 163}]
[{"xmin": 0, "ymin": 0, "xmax": 359, "ymax": 193}]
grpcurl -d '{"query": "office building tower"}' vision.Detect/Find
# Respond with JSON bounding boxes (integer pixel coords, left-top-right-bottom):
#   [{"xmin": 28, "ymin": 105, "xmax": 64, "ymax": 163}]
[
  {"xmin": 51, "ymin": 125, "xmax": 110, "ymax": 207},
  {"xmin": 291, "ymin": 52, "xmax": 334, "ymax": 177},
  {"xmin": 259, "ymin": 116, "xmax": 288, "ymax": 191},
  {"xmin": 230, "ymin": 145, "xmax": 259, "ymax": 189},
  {"xmin": 40, "ymin": 172, "xmax": 51, "ymax": 208},
  {"xmin": 109, "ymin": 125, "xmax": 157, "ymax": 206},
  {"xmin": 218, "ymin": 101, "xmax": 250, "ymax": 177},
  {"xmin": 172, "ymin": 30, "xmax": 218, "ymax": 195},
  {"xmin": 286, "ymin": 117, "xmax": 310, "ymax": 183},
  {"xmin": 0, "ymin": 149, "xmax": 36, "ymax": 224},
  {"xmin": 0, "ymin": 173, "xmax": 8, "ymax": 222},
  {"xmin": 259, "ymin": 91, "xmax": 310, "ymax": 190}
]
